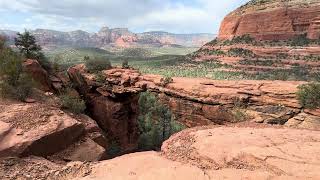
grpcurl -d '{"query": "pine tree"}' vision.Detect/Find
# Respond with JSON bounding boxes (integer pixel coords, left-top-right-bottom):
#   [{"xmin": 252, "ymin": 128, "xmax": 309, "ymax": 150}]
[
  {"xmin": 15, "ymin": 30, "xmax": 42, "ymax": 59},
  {"xmin": 14, "ymin": 30, "xmax": 51, "ymax": 71},
  {"xmin": 137, "ymin": 91, "xmax": 185, "ymax": 151}
]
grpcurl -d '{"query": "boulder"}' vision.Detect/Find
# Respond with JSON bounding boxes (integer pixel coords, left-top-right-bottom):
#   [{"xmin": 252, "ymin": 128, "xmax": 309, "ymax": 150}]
[
  {"xmin": 0, "ymin": 101, "xmax": 85, "ymax": 157},
  {"xmin": 51, "ymin": 138, "xmax": 106, "ymax": 162},
  {"xmin": 22, "ymin": 59, "xmax": 52, "ymax": 91},
  {"xmin": 286, "ymin": 112, "xmax": 320, "ymax": 130}
]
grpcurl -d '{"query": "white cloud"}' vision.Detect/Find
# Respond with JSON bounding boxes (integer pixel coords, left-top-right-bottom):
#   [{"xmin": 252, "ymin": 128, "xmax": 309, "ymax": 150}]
[
  {"xmin": 0, "ymin": 0, "xmax": 250, "ymax": 33},
  {"xmin": 129, "ymin": 4, "xmax": 212, "ymax": 33}
]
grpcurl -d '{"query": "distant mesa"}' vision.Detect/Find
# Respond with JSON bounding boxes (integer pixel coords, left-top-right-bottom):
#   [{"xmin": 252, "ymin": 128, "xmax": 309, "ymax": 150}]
[
  {"xmin": 218, "ymin": 0, "xmax": 320, "ymax": 40},
  {"xmin": 0, "ymin": 27, "xmax": 215, "ymax": 48}
]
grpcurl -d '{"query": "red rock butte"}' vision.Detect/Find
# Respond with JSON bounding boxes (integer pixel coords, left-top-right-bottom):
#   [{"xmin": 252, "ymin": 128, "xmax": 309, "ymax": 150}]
[{"xmin": 218, "ymin": 0, "xmax": 320, "ymax": 40}]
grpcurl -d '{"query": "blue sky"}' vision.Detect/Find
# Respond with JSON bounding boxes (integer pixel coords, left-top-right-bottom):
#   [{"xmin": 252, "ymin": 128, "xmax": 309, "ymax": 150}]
[{"xmin": 0, "ymin": 0, "xmax": 249, "ymax": 34}]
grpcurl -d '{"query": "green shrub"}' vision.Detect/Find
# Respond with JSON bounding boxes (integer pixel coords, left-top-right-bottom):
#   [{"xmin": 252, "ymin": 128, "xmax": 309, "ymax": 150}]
[
  {"xmin": 95, "ymin": 72, "xmax": 106, "ymax": 83},
  {"xmin": 59, "ymin": 91, "xmax": 86, "ymax": 114},
  {"xmin": 0, "ymin": 36, "xmax": 6, "ymax": 49},
  {"xmin": 0, "ymin": 73, "xmax": 34, "ymax": 101},
  {"xmin": 208, "ymin": 49, "xmax": 225, "ymax": 56},
  {"xmin": 290, "ymin": 34, "xmax": 310, "ymax": 47},
  {"xmin": 85, "ymin": 57, "xmax": 112, "ymax": 72},
  {"xmin": 231, "ymin": 108, "xmax": 248, "ymax": 122},
  {"xmin": 122, "ymin": 60, "xmax": 129, "ymax": 69},
  {"xmin": 227, "ymin": 48, "xmax": 255, "ymax": 58},
  {"xmin": 303, "ymin": 55, "xmax": 320, "ymax": 61},
  {"xmin": 138, "ymin": 91, "xmax": 185, "ymax": 151},
  {"xmin": 231, "ymin": 34, "xmax": 255, "ymax": 44},
  {"xmin": 107, "ymin": 140, "xmax": 121, "ymax": 158},
  {"xmin": 297, "ymin": 83, "xmax": 320, "ymax": 109},
  {"xmin": 160, "ymin": 76, "xmax": 173, "ymax": 87},
  {"xmin": 0, "ymin": 39, "xmax": 34, "ymax": 101},
  {"xmin": 276, "ymin": 53, "xmax": 289, "ymax": 59},
  {"xmin": 219, "ymin": 34, "xmax": 256, "ymax": 46},
  {"xmin": 239, "ymin": 59, "xmax": 275, "ymax": 66},
  {"xmin": 0, "ymin": 48, "xmax": 23, "ymax": 84}
]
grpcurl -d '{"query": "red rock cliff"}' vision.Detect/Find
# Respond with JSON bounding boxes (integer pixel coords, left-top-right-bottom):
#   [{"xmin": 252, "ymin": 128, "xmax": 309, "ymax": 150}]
[{"xmin": 218, "ymin": 0, "xmax": 320, "ymax": 40}]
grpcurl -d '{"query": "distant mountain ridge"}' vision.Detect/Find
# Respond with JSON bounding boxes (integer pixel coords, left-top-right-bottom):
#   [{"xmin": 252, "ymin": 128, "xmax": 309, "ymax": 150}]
[{"xmin": 0, "ymin": 27, "xmax": 215, "ymax": 49}]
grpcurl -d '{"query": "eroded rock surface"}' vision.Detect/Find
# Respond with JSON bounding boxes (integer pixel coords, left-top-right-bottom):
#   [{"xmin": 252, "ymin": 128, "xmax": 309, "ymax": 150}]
[
  {"xmin": 22, "ymin": 59, "xmax": 68, "ymax": 93},
  {"xmin": 162, "ymin": 126, "xmax": 320, "ymax": 179},
  {"xmin": 219, "ymin": 0, "xmax": 320, "ymax": 40},
  {"xmin": 0, "ymin": 97, "xmax": 107, "ymax": 162},
  {"xmin": 68, "ymin": 66, "xmax": 320, "ymax": 131},
  {"xmin": 2, "ymin": 126, "xmax": 319, "ymax": 180},
  {"xmin": 22, "ymin": 59, "xmax": 52, "ymax": 92},
  {"xmin": 68, "ymin": 65, "xmax": 139, "ymax": 151}
]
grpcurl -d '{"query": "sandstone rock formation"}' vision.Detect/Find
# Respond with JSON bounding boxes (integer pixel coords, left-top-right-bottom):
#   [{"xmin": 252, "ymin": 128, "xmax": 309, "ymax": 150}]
[
  {"xmin": 68, "ymin": 66, "xmax": 320, "ymax": 132},
  {"xmin": 22, "ymin": 59, "xmax": 68, "ymax": 93},
  {"xmin": 219, "ymin": 0, "xmax": 320, "ymax": 40},
  {"xmin": 22, "ymin": 59, "xmax": 52, "ymax": 92},
  {"xmin": 0, "ymin": 97, "xmax": 107, "ymax": 161},
  {"xmin": 1, "ymin": 126, "xmax": 319, "ymax": 179},
  {"xmin": 68, "ymin": 65, "xmax": 139, "ymax": 152}
]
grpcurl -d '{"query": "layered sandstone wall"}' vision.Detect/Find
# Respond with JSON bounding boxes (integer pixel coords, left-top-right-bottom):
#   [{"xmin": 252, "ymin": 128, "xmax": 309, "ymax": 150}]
[{"xmin": 219, "ymin": 0, "xmax": 320, "ymax": 40}]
